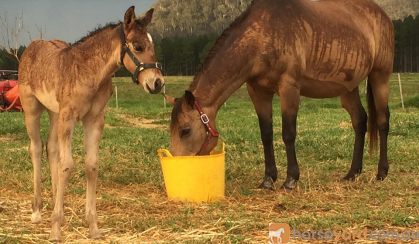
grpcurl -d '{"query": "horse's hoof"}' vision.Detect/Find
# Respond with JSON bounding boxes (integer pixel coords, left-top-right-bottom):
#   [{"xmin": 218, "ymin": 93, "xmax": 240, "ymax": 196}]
[
  {"xmin": 376, "ymin": 172, "xmax": 388, "ymax": 181},
  {"xmin": 281, "ymin": 177, "xmax": 298, "ymax": 191},
  {"xmin": 49, "ymin": 231, "xmax": 62, "ymax": 242},
  {"xmin": 89, "ymin": 228, "xmax": 102, "ymax": 239},
  {"xmin": 31, "ymin": 211, "xmax": 42, "ymax": 224},
  {"xmin": 258, "ymin": 176, "xmax": 275, "ymax": 190},
  {"xmin": 89, "ymin": 231, "xmax": 102, "ymax": 239},
  {"xmin": 342, "ymin": 172, "xmax": 357, "ymax": 181}
]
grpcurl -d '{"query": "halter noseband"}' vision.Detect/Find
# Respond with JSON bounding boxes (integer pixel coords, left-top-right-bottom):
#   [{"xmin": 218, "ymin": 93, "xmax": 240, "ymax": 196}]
[
  {"xmin": 119, "ymin": 25, "xmax": 162, "ymax": 85},
  {"xmin": 194, "ymin": 101, "xmax": 219, "ymax": 155}
]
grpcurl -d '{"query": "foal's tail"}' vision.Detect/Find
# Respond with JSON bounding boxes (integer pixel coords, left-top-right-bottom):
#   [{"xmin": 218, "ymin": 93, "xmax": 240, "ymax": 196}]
[{"xmin": 367, "ymin": 81, "xmax": 378, "ymax": 153}]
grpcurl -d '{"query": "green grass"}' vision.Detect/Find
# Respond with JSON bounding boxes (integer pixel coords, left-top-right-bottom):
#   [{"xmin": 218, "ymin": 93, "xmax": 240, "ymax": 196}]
[{"xmin": 0, "ymin": 74, "xmax": 418, "ymax": 243}]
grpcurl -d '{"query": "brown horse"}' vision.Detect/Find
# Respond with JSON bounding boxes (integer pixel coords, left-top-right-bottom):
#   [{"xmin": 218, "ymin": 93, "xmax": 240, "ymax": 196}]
[
  {"xmin": 18, "ymin": 6, "xmax": 163, "ymax": 241},
  {"xmin": 168, "ymin": 0, "xmax": 394, "ymax": 191}
]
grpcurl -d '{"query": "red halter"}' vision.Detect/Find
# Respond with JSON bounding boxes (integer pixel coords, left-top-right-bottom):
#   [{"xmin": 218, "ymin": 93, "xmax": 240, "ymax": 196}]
[{"xmin": 194, "ymin": 101, "xmax": 219, "ymax": 155}]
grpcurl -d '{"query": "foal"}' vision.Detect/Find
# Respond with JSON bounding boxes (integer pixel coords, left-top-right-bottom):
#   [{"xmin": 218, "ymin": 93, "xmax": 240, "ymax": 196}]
[{"xmin": 19, "ymin": 6, "xmax": 163, "ymax": 241}]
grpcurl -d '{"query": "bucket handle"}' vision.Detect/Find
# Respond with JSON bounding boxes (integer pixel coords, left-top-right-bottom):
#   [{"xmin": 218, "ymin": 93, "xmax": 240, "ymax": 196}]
[{"xmin": 157, "ymin": 148, "xmax": 173, "ymax": 158}]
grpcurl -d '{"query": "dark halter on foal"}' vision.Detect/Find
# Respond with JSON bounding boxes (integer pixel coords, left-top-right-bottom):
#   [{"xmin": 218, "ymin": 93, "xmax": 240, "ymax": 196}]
[
  {"xmin": 194, "ymin": 100, "xmax": 220, "ymax": 155},
  {"xmin": 119, "ymin": 25, "xmax": 162, "ymax": 86}
]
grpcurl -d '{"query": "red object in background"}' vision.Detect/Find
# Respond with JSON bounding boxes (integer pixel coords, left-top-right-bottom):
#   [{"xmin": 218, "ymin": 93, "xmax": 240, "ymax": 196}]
[{"xmin": 0, "ymin": 80, "xmax": 22, "ymax": 112}]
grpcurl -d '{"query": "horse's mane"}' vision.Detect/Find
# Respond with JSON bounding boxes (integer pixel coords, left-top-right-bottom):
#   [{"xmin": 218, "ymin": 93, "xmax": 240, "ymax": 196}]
[
  {"xmin": 190, "ymin": 1, "xmax": 255, "ymax": 89},
  {"xmin": 71, "ymin": 22, "xmax": 121, "ymax": 47}
]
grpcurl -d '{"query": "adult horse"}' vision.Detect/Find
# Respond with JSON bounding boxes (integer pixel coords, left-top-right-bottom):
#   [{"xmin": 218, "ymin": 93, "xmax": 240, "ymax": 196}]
[
  {"xmin": 19, "ymin": 6, "xmax": 163, "ymax": 241},
  {"xmin": 168, "ymin": 0, "xmax": 394, "ymax": 190}
]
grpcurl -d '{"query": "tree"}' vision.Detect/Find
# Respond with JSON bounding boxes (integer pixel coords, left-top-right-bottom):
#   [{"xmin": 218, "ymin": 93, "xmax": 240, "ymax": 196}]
[{"xmin": 0, "ymin": 11, "xmax": 24, "ymax": 63}]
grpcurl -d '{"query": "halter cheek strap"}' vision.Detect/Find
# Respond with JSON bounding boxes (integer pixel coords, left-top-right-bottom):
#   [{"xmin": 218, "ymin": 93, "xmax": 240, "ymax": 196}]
[
  {"xmin": 194, "ymin": 101, "xmax": 219, "ymax": 155},
  {"xmin": 119, "ymin": 25, "xmax": 162, "ymax": 85}
]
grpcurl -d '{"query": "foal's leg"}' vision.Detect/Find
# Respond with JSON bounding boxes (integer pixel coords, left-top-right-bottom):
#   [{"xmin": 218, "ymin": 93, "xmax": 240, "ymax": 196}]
[
  {"xmin": 50, "ymin": 108, "xmax": 76, "ymax": 241},
  {"xmin": 47, "ymin": 111, "xmax": 59, "ymax": 202},
  {"xmin": 20, "ymin": 85, "xmax": 44, "ymax": 223},
  {"xmin": 82, "ymin": 79, "xmax": 112, "ymax": 239},
  {"xmin": 368, "ymin": 71, "xmax": 391, "ymax": 180},
  {"xmin": 82, "ymin": 110, "xmax": 105, "ymax": 239},
  {"xmin": 340, "ymin": 88, "xmax": 367, "ymax": 180},
  {"xmin": 246, "ymin": 82, "xmax": 277, "ymax": 190},
  {"xmin": 278, "ymin": 81, "xmax": 300, "ymax": 190}
]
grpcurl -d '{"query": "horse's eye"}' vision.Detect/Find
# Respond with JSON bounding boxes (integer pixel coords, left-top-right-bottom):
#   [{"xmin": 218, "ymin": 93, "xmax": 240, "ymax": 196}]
[
  {"xmin": 133, "ymin": 43, "xmax": 143, "ymax": 52},
  {"xmin": 180, "ymin": 127, "xmax": 191, "ymax": 138}
]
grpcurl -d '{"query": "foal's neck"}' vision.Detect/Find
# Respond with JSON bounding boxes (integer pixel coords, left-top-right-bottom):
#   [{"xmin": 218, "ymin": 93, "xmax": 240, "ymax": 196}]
[{"xmin": 70, "ymin": 25, "xmax": 121, "ymax": 85}]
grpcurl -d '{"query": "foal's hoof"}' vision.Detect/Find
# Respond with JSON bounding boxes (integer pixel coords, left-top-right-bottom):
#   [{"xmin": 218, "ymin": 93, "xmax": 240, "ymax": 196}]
[
  {"xmin": 89, "ymin": 230, "xmax": 102, "ymax": 239},
  {"xmin": 258, "ymin": 176, "xmax": 275, "ymax": 190},
  {"xmin": 49, "ymin": 231, "xmax": 62, "ymax": 242},
  {"xmin": 31, "ymin": 211, "xmax": 42, "ymax": 224},
  {"xmin": 89, "ymin": 228, "xmax": 102, "ymax": 239},
  {"xmin": 281, "ymin": 177, "xmax": 298, "ymax": 191}
]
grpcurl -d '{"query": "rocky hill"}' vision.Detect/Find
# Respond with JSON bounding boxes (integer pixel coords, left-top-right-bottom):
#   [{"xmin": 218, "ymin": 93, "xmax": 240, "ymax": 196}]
[{"xmin": 149, "ymin": 0, "xmax": 419, "ymax": 38}]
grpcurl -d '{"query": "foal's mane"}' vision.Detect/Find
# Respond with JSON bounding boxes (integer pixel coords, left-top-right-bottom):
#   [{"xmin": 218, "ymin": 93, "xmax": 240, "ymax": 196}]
[
  {"xmin": 71, "ymin": 22, "xmax": 121, "ymax": 47},
  {"xmin": 190, "ymin": 1, "xmax": 254, "ymax": 89}
]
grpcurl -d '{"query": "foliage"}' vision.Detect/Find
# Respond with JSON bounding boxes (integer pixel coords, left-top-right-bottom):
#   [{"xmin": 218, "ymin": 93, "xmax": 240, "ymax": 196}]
[{"xmin": 393, "ymin": 15, "xmax": 419, "ymax": 72}]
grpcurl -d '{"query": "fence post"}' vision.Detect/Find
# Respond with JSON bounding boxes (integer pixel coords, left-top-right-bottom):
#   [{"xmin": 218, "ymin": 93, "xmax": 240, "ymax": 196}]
[
  {"xmin": 398, "ymin": 73, "xmax": 405, "ymax": 110},
  {"xmin": 115, "ymin": 85, "xmax": 119, "ymax": 109}
]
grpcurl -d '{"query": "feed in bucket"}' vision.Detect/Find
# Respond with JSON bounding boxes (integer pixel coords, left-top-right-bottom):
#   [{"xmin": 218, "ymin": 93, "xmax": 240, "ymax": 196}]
[{"xmin": 157, "ymin": 142, "xmax": 225, "ymax": 203}]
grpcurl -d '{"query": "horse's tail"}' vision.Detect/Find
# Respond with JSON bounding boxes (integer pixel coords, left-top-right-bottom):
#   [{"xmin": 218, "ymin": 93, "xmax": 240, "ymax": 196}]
[{"xmin": 367, "ymin": 80, "xmax": 378, "ymax": 153}]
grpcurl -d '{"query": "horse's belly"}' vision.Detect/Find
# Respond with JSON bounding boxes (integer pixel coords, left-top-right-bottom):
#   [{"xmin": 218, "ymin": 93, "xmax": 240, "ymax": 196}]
[
  {"xmin": 34, "ymin": 88, "xmax": 59, "ymax": 113},
  {"xmin": 300, "ymin": 78, "xmax": 359, "ymax": 98}
]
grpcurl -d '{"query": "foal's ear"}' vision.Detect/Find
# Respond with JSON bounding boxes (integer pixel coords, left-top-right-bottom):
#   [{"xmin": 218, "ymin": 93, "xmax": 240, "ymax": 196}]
[
  {"xmin": 139, "ymin": 8, "xmax": 154, "ymax": 27},
  {"xmin": 164, "ymin": 94, "xmax": 177, "ymax": 106},
  {"xmin": 184, "ymin": 90, "xmax": 195, "ymax": 108},
  {"xmin": 124, "ymin": 6, "xmax": 136, "ymax": 30}
]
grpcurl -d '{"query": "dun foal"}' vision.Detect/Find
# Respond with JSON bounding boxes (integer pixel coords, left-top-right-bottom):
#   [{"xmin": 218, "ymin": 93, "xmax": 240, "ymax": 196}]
[{"xmin": 19, "ymin": 6, "xmax": 163, "ymax": 241}]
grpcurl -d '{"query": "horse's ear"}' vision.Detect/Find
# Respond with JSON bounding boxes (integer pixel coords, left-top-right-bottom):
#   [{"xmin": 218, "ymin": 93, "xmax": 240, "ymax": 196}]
[
  {"xmin": 124, "ymin": 6, "xmax": 136, "ymax": 31},
  {"xmin": 184, "ymin": 90, "xmax": 195, "ymax": 108},
  {"xmin": 164, "ymin": 94, "xmax": 177, "ymax": 106},
  {"xmin": 139, "ymin": 8, "xmax": 154, "ymax": 27}
]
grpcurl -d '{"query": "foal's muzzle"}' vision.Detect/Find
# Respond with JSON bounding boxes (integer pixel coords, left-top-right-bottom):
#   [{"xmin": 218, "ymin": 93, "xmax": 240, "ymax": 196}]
[{"xmin": 146, "ymin": 78, "xmax": 164, "ymax": 94}]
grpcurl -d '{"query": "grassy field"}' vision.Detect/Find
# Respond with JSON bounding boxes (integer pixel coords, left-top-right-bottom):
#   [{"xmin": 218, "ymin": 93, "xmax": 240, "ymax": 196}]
[{"xmin": 0, "ymin": 74, "xmax": 418, "ymax": 243}]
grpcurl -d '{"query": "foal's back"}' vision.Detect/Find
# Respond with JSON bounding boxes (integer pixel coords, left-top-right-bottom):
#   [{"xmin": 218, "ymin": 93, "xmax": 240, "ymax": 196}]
[{"xmin": 19, "ymin": 40, "xmax": 69, "ymax": 113}]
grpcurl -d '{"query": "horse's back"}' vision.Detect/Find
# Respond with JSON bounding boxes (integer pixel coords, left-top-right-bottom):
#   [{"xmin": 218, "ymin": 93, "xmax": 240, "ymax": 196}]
[
  {"xmin": 19, "ymin": 40, "xmax": 69, "ymax": 112},
  {"xmin": 258, "ymin": 0, "xmax": 393, "ymax": 96}
]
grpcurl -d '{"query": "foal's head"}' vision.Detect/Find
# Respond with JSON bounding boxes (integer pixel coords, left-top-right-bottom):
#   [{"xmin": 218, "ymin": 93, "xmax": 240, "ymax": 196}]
[
  {"xmin": 121, "ymin": 6, "xmax": 164, "ymax": 94},
  {"xmin": 168, "ymin": 91, "xmax": 219, "ymax": 156}
]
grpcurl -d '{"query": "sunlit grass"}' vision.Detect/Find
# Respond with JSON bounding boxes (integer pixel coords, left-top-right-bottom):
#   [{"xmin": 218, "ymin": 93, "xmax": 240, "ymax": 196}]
[{"xmin": 0, "ymin": 74, "xmax": 418, "ymax": 242}]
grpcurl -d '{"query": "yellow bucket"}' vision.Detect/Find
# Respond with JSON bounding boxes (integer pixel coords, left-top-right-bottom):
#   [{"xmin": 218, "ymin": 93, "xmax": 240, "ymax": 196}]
[{"xmin": 157, "ymin": 143, "xmax": 225, "ymax": 203}]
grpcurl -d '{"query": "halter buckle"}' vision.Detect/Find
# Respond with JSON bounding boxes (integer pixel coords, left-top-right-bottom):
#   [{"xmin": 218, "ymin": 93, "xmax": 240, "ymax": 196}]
[{"xmin": 200, "ymin": 114, "xmax": 210, "ymax": 124}]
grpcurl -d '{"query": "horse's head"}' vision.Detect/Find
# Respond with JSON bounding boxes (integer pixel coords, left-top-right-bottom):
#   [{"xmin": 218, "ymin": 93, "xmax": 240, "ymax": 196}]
[
  {"xmin": 167, "ymin": 91, "xmax": 219, "ymax": 156},
  {"xmin": 121, "ymin": 6, "xmax": 164, "ymax": 94}
]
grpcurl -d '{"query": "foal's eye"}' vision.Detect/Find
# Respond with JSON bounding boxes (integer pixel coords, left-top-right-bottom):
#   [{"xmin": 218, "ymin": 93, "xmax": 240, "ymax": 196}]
[
  {"xmin": 133, "ymin": 43, "xmax": 144, "ymax": 52},
  {"xmin": 180, "ymin": 127, "xmax": 191, "ymax": 138}
]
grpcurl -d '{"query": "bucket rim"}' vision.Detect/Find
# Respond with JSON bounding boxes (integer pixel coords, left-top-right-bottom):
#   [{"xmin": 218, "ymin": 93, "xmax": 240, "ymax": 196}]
[{"xmin": 157, "ymin": 142, "xmax": 225, "ymax": 159}]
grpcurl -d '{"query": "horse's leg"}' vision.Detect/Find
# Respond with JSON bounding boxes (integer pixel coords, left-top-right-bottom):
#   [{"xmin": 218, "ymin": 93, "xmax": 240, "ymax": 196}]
[
  {"xmin": 246, "ymin": 82, "xmax": 277, "ymax": 190},
  {"xmin": 20, "ymin": 85, "xmax": 44, "ymax": 223},
  {"xmin": 340, "ymin": 88, "xmax": 367, "ymax": 180},
  {"xmin": 82, "ymin": 110, "xmax": 105, "ymax": 239},
  {"xmin": 47, "ymin": 111, "xmax": 59, "ymax": 202},
  {"xmin": 82, "ymin": 80, "xmax": 112, "ymax": 239},
  {"xmin": 278, "ymin": 81, "xmax": 300, "ymax": 190},
  {"xmin": 50, "ymin": 107, "xmax": 76, "ymax": 241},
  {"xmin": 368, "ymin": 70, "xmax": 390, "ymax": 180}
]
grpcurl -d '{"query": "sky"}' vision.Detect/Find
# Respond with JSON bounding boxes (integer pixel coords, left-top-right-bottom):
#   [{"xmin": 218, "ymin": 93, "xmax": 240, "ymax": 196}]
[{"xmin": 0, "ymin": 0, "xmax": 156, "ymax": 46}]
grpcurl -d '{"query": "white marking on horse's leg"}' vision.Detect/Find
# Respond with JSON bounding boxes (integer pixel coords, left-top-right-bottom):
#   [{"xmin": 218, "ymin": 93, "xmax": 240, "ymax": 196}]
[
  {"xmin": 83, "ymin": 112, "xmax": 104, "ymax": 239},
  {"xmin": 147, "ymin": 32, "xmax": 153, "ymax": 43},
  {"xmin": 49, "ymin": 113, "xmax": 76, "ymax": 242}
]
